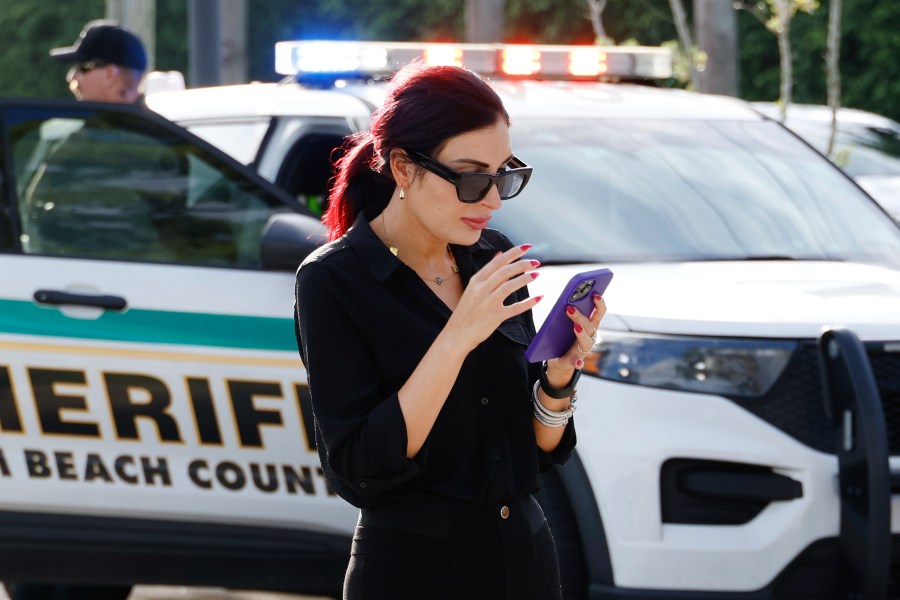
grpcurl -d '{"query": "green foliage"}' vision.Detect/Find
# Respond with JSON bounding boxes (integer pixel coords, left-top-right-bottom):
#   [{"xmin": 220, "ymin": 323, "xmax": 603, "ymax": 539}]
[
  {"xmin": 0, "ymin": 1, "xmax": 104, "ymax": 99},
  {"xmin": 739, "ymin": 0, "xmax": 900, "ymax": 121},
  {"xmin": 506, "ymin": 0, "xmax": 678, "ymax": 45}
]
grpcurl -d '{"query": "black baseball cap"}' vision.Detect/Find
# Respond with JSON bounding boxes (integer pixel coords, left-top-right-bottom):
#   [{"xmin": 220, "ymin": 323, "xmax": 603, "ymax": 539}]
[{"xmin": 50, "ymin": 20, "xmax": 147, "ymax": 72}]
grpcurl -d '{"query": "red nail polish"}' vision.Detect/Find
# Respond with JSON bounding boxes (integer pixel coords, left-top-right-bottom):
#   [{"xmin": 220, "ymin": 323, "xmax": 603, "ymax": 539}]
[
  {"xmin": 534, "ymin": 295, "xmax": 544, "ymax": 302},
  {"xmin": 593, "ymin": 292, "xmax": 601, "ymax": 300},
  {"xmin": 566, "ymin": 306, "xmax": 575, "ymax": 315},
  {"xmin": 530, "ymin": 272, "xmax": 539, "ymax": 279},
  {"xmin": 576, "ymin": 359, "xmax": 584, "ymax": 368},
  {"xmin": 530, "ymin": 260, "xmax": 541, "ymax": 267},
  {"xmin": 519, "ymin": 244, "xmax": 532, "ymax": 251},
  {"xmin": 574, "ymin": 323, "xmax": 583, "ymax": 333}
]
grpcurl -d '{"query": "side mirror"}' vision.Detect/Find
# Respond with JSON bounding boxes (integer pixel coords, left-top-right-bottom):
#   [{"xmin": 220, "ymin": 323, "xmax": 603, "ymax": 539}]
[{"xmin": 260, "ymin": 213, "xmax": 327, "ymax": 271}]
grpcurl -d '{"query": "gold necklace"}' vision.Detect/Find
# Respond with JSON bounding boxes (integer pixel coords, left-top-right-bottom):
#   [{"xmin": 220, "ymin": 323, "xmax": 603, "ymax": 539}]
[
  {"xmin": 428, "ymin": 247, "xmax": 460, "ymax": 286},
  {"xmin": 380, "ymin": 215, "xmax": 459, "ymax": 285},
  {"xmin": 379, "ymin": 214, "xmax": 399, "ymax": 256}
]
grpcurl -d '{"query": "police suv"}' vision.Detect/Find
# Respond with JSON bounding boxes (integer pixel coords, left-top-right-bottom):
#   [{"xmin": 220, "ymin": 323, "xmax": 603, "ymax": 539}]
[{"xmin": 3, "ymin": 41, "xmax": 900, "ymax": 600}]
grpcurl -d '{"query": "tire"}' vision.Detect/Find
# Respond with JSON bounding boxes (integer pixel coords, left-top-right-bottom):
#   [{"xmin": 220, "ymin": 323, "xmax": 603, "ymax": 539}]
[{"xmin": 537, "ymin": 467, "xmax": 590, "ymax": 600}]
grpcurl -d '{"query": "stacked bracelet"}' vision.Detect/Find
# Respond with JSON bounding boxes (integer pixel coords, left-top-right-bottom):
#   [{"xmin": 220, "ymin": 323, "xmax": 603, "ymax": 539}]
[{"xmin": 532, "ymin": 380, "xmax": 576, "ymax": 427}]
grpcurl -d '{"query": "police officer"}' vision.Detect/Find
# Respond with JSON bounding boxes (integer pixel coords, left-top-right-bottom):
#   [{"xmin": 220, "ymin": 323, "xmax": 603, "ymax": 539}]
[{"xmin": 49, "ymin": 19, "xmax": 148, "ymax": 104}]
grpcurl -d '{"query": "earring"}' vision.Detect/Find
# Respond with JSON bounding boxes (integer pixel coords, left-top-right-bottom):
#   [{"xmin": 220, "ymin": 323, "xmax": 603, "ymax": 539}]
[{"xmin": 399, "ymin": 188, "xmax": 405, "ymax": 200}]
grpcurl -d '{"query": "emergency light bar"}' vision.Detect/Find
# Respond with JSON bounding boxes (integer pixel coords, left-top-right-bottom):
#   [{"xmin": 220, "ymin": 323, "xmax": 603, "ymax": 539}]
[{"xmin": 274, "ymin": 41, "xmax": 672, "ymax": 84}]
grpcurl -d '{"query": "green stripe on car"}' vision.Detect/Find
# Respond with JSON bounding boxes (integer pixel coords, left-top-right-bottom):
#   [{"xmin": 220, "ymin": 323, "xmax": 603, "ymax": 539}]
[{"xmin": 0, "ymin": 299, "xmax": 295, "ymax": 351}]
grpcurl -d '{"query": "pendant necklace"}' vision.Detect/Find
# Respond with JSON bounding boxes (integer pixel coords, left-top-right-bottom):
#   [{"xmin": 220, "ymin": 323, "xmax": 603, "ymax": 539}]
[{"xmin": 380, "ymin": 215, "xmax": 459, "ymax": 285}]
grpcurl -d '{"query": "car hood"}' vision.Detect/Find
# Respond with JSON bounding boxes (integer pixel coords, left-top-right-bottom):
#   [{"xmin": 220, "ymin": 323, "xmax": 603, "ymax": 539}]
[{"xmin": 530, "ymin": 260, "xmax": 900, "ymax": 340}]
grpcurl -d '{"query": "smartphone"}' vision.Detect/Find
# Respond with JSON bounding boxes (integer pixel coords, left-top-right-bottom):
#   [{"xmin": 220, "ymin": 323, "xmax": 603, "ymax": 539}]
[{"xmin": 525, "ymin": 268, "xmax": 613, "ymax": 363}]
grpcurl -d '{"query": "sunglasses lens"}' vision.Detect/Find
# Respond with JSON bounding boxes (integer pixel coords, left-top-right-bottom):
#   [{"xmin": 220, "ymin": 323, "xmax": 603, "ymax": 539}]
[
  {"xmin": 458, "ymin": 175, "xmax": 494, "ymax": 203},
  {"xmin": 497, "ymin": 172, "xmax": 526, "ymax": 199}
]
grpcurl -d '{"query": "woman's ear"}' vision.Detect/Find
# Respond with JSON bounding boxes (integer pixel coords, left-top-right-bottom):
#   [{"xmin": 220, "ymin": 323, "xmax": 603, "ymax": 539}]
[{"xmin": 389, "ymin": 148, "xmax": 414, "ymax": 190}]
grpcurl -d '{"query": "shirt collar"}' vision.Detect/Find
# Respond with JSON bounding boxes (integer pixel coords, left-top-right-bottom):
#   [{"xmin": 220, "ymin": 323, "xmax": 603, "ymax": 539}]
[{"xmin": 347, "ymin": 211, "xmax": 503, "ymax": 284}]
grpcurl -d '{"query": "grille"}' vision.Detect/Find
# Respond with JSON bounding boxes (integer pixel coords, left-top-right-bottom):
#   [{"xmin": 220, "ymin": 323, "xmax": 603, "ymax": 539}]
[{"xmin": 729, "ymin": 342, "xmax": 900, "ymax": 455}]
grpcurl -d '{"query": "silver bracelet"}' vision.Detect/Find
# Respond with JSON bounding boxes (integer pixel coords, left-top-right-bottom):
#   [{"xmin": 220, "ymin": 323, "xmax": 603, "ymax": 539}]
[{"xmin": 532, "ymin": 380, "xmax": 576, "ymax": 427}]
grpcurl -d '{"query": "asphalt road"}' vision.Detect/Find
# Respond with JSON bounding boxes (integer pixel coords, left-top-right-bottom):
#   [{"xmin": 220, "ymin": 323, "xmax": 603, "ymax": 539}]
[{"xmin": 0, "ymin": 587, "xmax": 329, "ymax": 600}]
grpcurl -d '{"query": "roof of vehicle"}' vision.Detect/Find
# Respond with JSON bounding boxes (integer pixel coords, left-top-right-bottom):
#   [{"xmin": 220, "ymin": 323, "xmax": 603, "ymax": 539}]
[
  {"xmin": 148, "ymin": 78, "xmax": 765, "ymax": 124},
  {"xmin": 752, "ymin": 102, "xmax": 900, "ymax": 130},
  {"xmin": 145, "ymin": 81, "xmax": 374, "ymax": 122}
]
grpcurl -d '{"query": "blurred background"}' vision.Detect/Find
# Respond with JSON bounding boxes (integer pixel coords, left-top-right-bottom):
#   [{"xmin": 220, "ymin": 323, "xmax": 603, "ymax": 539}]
[{"xmin": 0, "ymin": 0, "xmax": 896, "ymax": 122}]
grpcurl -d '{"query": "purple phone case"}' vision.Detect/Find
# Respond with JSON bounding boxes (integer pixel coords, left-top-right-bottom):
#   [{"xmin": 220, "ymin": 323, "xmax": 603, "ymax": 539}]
[{"xmin": 525, "ymin": 268, "xmax": 613, "ymax": 363}]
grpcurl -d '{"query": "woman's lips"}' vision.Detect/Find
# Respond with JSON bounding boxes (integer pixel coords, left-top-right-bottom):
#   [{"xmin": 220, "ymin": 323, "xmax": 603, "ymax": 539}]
[{"xmin": 462, "ymin": 217, "xmax": 490, "ymax": 230}]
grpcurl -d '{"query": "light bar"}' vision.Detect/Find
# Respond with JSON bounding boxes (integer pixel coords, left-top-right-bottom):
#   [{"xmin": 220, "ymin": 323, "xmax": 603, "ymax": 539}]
[{"xmin": 274, "ymin": 41, "xmax": 673, "ymax": 83}]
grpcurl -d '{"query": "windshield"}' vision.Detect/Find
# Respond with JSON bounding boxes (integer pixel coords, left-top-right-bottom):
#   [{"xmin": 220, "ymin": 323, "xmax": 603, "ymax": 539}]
[
  {"xmin": 788, "ymin": 121, "xmax": 900, "ymax": 179},
  {"xmin": 493, "ymin": 118, "xmax": 900, "ymax": 267}
]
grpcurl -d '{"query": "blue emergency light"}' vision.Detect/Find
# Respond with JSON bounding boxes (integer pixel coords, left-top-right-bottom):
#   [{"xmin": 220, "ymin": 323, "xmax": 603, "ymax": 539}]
[{"xmin": 274, "ymin": 41, "xmax": 673, "ymax": 86}]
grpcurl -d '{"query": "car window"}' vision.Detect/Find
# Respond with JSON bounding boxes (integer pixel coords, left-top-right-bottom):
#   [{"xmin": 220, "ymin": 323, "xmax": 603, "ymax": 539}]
[
  {"xmin": 181, "ymin": 119, "xmax": 271, "ymax": 165},
  {"xmin": 793, "ymin": 123, "xmax": 900, "ymax": 179},
  {"xmin": 6, "ymin": 106, "xmax": 291, "ymax": 269},
  {"xmin": 498, "ymin": 118, "xmax": 900, "ymax": 267},
  {"xmin": 0, "ymin": 133, "xmax": 13, "ymax": 252}
]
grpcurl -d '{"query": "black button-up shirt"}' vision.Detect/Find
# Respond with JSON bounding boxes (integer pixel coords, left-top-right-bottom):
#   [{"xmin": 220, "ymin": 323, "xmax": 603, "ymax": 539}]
[{"xmin": 294, "ymin": 214, "xmax": 575, "ymax": 509}]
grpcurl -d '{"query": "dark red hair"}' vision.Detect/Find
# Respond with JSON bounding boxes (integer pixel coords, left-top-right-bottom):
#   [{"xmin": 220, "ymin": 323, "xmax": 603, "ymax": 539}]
[{"xmin": 322, "ymin": 60, "xmax": 510, "ymax": 240}]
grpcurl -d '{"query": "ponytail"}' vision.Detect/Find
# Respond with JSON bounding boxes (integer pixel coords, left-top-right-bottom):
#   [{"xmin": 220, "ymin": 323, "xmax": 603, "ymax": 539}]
[{"xmin": 323, "ymin": 132, "xmax": 395, "ymax": 240}]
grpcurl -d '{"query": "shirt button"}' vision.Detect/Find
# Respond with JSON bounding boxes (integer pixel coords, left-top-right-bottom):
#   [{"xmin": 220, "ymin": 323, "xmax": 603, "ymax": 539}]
[
  {"xmin": 491, "ymin": 453, "xmax": 500, "ymax": 461},
  {"xmin": 481, "ymin": 397, "xmax": 489, "ymax": 405},
  {"xmin": 359, "ymin": 482, "xmax": 368, "ymax": 489},
  {"xmin": 500, "ymin": 505, "xmax": 510, "ymax": 519}
]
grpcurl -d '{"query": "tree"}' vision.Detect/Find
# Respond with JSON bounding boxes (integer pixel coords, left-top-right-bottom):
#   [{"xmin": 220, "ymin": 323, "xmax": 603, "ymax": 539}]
[
  {"xmin": 824, "ymin": 0, "xmax": 841, "ymax": 156},
  {"xmin": 668, "ymin": 0, "xmax": 702, "ymax": 90},
  {"xmin": 585, "ymin": 0, "xmax": 610, "ymax": 43},
  {"xmin": 736, "ymin": 0, "xmax": 820, "ymax": 120}
]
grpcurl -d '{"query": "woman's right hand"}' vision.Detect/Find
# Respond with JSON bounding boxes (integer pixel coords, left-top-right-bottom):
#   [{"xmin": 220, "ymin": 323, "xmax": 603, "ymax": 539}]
[{"xmin": 444, "ymin": 244, "xmax": 542, "ymax": 351}]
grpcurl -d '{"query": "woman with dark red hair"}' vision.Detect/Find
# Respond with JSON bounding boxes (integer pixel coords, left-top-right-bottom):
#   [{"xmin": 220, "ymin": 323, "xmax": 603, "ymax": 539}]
[{"xmin": 294, "ymin": 60, "xmax": 605, "ymax": 599}]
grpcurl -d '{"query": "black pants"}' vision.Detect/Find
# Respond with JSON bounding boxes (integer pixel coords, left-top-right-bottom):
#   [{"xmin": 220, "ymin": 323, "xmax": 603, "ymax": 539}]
[{"xmin": 344, "ymin": 495, "xmax": 562, "ymax": 600}]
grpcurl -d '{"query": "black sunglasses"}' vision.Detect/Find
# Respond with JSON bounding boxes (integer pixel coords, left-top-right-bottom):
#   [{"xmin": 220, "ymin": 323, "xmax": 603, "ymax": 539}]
[
  {"xmin": 405, "ymin": 149, "xmax": 533, "ymax": 203},
  {"xmin": 74, "ymin": 60, "xmax": 111, "ymax": 73}
]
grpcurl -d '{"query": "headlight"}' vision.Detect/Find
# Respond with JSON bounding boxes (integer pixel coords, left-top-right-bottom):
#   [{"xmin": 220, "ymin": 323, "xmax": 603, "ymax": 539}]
[{"xmin": 582, "ymin": 331, "xmax": 797, "ymax": 398}]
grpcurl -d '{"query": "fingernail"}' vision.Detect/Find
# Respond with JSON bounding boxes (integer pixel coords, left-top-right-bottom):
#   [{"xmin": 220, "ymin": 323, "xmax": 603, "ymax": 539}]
[
  {"xmin": 530, "ymin": 260, "xmax": 541, "ymax": 267},
  {"xmin": 593, "ymin": 292, "xmax": 601, "ymax": 300},
  {"xmin": 519, "ymin": 244, "xmax": 532, "ymax": 251},
  {"xmin": 574, "ymin": 323, "xmax": 583, "ymax": 333},
  {"xmin": 576, "ymin": 359, "xmax": 584, "ymax": 368},
  {"xmin": 534, "ymin": 295, "xmax": 544, "ymax": 303},
  {"xmin": 530, "ymin": 272, "xmax": 539, "ymax": 279},
  {"xmin": 566, "ymin": 306, "xmax": 575, "ymax": 315},
  {"xmin": 495, "ymin": 251, "xmax": 502, "ymax": 257}
]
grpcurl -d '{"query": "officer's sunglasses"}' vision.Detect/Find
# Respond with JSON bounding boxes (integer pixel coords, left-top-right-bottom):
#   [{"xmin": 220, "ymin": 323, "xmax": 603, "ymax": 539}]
[
  {"xmin": 75, "ymin": 60, "xmax": 111, "ymax": 73},
  {"xmin": 405, "ymin": 149, "xmax": 533, "ymax": 203}
]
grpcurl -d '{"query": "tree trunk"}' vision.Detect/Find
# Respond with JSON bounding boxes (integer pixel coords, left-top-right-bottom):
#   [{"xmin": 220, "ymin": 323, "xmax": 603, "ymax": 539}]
[
  {"xmin": 694, "ymin": 0, "xmax": 739, "ymax": 96},
  {"xmin": 465, "ymin": 0, "xmax": 505, "ymax": 43},
  {"xmin": 775, "ymin": 0, "xmax": 793, "ymax": 122},
  {"xmin": 825, "ymin": 0, "xmax": 842, "ymax": 157},
  {"xmin": 669, "ymin": 0, "xmax": 702, "ymax": 91},
  {"xmin": 586, "ymin": 0, "xmax": 608, "ymax": 43}
]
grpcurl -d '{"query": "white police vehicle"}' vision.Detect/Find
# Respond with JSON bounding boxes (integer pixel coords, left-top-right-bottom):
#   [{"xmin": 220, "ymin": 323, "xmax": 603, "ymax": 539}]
[
  {"xmin": 752, "ymin": 102, "xmax": 900, "ymax": 222},
  {"xmin": 3, "ymin": 41, "xmax": 900, "ymax": 600}
]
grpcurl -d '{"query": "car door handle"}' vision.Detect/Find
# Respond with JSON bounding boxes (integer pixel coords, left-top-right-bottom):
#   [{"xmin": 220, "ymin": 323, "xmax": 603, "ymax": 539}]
[{"xmin": 34, "ymin": 289, "xmax": 128, "ymax": 312}]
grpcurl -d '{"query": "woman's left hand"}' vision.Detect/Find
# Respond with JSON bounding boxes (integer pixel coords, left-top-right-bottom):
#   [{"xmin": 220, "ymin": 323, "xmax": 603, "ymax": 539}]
[{"xmin": 546, "ymin": 292, "xmax": 607, "ymax": 377}]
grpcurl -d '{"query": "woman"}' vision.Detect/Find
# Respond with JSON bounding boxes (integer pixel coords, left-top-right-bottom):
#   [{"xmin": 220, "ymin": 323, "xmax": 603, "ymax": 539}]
[{"xmin": 294, "ymin": 60, "xmax": 606, "ymax": 600}]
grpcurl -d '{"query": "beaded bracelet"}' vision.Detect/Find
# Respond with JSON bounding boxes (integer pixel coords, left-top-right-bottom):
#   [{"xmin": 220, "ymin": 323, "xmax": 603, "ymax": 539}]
[{"xmin": 532, "ymin": 380, "xmax": 576, "ymax": 427}]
